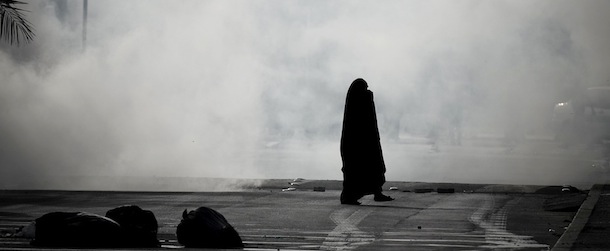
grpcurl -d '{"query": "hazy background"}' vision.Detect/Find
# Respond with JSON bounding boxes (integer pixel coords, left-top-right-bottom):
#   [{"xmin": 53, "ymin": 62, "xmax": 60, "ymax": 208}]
[{"xmin": 1, "ymin": 0, "xmax": 609, "ymax": 190}]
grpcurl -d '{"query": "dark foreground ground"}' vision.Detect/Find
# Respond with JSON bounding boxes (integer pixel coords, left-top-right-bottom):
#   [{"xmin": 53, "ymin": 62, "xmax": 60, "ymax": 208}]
[{"xmin": 0, "ymin": 180, "xmax": 607, "ymax": 250}]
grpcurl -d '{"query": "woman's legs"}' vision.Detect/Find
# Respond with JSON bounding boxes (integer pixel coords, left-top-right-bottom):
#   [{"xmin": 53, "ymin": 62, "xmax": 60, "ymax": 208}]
[
  {"xmin": 341, "ymin": 169, "xmax": 363, "ymax": 205},
  {"xmin": 340, "ymin": 190, "xmax": 362, "ymax": 205}
]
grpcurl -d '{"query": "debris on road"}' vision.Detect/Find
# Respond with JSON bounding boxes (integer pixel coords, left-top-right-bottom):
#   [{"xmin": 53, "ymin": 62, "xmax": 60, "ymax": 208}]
[
  {"xmin": 437, "ymin": 188, "xmax": 455, "ymax": 193},
  {"xmin": 177, "ymin": 207, "xmax": 243, "ymax": 249}
]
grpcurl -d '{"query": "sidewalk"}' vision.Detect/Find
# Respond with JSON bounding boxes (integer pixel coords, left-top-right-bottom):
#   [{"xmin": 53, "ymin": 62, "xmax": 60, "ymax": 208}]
[{"xmin": 553, "ymin": 184, "xmax": 610, "ymax": 250}]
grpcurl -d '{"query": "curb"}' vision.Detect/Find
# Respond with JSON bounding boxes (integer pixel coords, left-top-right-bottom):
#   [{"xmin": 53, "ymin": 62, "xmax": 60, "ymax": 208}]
[{"xmin": 551, "ymin": 184, "xmax": 604, "ymax": 251}]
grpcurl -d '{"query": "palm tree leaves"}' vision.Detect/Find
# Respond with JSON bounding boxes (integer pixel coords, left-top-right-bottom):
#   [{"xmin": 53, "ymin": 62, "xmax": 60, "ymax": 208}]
[{"xmin": 1, "ymin": 0, "xmax": 35, "ymax": 46}]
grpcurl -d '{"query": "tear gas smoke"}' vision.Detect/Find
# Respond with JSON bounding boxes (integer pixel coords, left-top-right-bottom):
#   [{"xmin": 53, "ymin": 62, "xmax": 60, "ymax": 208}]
[{"xmin": 1, "ymin": 1, "xmax": 609, "ymax": 190}]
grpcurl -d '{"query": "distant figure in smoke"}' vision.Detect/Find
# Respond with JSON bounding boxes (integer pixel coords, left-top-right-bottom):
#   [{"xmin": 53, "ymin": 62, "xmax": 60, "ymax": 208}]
[{"xmin": 340, "ymin": 78, "xmax": 394, "ymax": 205}]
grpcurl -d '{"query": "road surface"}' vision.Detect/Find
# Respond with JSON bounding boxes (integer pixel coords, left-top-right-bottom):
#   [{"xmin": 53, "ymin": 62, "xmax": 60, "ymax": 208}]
[{"xmin": 0, "ymin": 183, "xmax": 578, "ymax": 250}]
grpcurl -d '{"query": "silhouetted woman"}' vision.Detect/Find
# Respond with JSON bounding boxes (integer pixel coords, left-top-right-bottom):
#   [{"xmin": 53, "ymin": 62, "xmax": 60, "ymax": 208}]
[{"xmin": 340, "ymin": 78, "xmax": 393, "ymax": 205}]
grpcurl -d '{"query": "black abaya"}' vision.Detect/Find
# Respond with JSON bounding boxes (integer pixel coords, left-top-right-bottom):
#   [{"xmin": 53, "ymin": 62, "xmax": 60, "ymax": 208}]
[{"xmin": 340, "ymin": 78, "xmax": 387, "ymax": 203}]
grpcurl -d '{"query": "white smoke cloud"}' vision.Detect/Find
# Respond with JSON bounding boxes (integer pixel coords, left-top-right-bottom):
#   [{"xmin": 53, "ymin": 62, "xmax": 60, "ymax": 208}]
[{"xmin": 1, "ymin": 0, "xmax": 609, "ymax": 190}]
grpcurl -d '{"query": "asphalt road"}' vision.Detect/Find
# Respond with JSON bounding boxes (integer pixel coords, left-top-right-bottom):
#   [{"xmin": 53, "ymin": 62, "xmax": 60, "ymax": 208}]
[{"xmin": 0, "ymin": 184, "xmax": 578, "ymax": 250}]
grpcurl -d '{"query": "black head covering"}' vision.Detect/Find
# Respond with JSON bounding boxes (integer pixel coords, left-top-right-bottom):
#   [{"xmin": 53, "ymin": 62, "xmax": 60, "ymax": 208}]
[{"xmin": 341, "ymin": 78, "xmax": 379, "ymax": 144}]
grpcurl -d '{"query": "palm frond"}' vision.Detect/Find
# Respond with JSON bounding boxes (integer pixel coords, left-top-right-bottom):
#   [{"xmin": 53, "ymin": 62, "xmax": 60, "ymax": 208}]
[{"xmin": 0, "ymin": 0, "xmax": 35, "ymax": 46}]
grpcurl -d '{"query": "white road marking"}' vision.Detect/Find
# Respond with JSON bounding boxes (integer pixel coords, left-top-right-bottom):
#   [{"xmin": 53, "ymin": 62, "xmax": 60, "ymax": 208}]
[
  {"xmin": 321, "ymin": 207, "xmax": 375, "ymax": 250},
  {"xmin": 469, "ymin": 194, "xmax": 549, "ymax": 249}
]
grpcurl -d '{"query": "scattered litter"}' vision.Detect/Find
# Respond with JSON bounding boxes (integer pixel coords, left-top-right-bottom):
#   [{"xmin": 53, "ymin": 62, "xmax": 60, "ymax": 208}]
[
  {"xmin": 437, "ymin": 188, "xmax": 455, "ymax": 194},
  {"xmin": 549, "ymin": 228, "xmax": 562, "ymax": 237},
  {"xmin": 313, "ymin": 187, "xmax": 326, "ymax": 192},
  {"xmin": 389, "ymin": 187, "xmax": 398, "ymax": 191},
  {"xmin": 290, "ymin": 178, "xmax": 307, "ymax": 186},
  {"xmin": 414, "ymin": 188, "xmax": 434, "ymax": 193},
  {"xmin": 561, "ymin": 185, "xmax": 579, "ymax": 193}
]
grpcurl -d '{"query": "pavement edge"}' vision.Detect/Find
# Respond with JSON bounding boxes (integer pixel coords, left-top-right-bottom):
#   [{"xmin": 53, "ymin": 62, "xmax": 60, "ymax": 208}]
[{"xmin": 551, "ymin": 184, "xmax": 604, "ymax": 251}]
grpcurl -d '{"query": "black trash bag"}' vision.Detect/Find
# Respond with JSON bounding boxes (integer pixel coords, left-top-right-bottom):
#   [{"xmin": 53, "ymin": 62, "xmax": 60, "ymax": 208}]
[
  {"xmin": 105, "ymin": 205, "xmax": 159, "ymax": 247},
  {"xmin": 31, "ymin": 212, "xmax": 124, "ymax": 248},
  {"xmin": 176, "ymin": 207, "xmax": 244, "ymax": 248}
]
